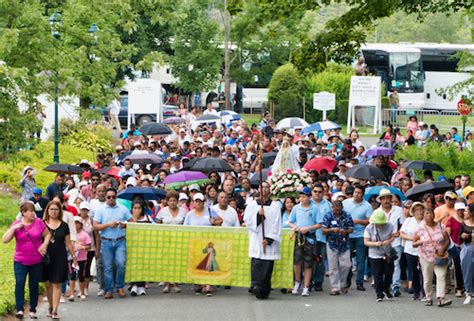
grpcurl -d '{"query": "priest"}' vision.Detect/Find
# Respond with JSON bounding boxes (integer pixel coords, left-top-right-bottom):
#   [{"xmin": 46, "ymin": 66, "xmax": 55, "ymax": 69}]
[{"xmin": 243, "ymin": 181, "xmax": 281, "ymax": 299}]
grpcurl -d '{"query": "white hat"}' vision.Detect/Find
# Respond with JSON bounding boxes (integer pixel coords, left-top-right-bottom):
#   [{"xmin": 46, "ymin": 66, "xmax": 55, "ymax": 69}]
[
  {"xmin": 80, "ymin": 159, "xmax": 89, "ymax": 165},
  {"xmin": 22, "ymin": 166, "xmax": 33, "ymax": 176},
  {"xmin": 331, "ymin": 191, "xmax": 346, "ymax": 202},
  {"xmin": 133, "ymin": 141, "xmax": 141, "ymax": 147},
  {"xmin": 376, "ymin": 188, "xmax": 395, "ymax": 202},
  {"xmin": 79, "ymin": 201, "xmax": 90, "ymax": 211},
  {"xmin": 116, "ymin": 145, "xmax": 124, "ymax": 150},
  {"xmin": 74, "ymin": 216, "xmax": 84, "ymax": 224},
  {"xmin": 126, "ymin": 177, "xmax": 137, "ymax": 187},
  {"xmin": 179, "ymin": 193, "xmax": 189, "ymax": 201},
  {"xmin": 454, "ymin": 202, "xmax": 466, "ymax": 210},
  {"xmin": 189, "ymin": 184, "xmax": 200, "ymax": 192},
  {"xmin": 418, "ymin": 121, "xmax": 425, "ymax": 126},
  {"xmin": 193, "ymin": 193, "xmax": 205, "ymax": 201}
]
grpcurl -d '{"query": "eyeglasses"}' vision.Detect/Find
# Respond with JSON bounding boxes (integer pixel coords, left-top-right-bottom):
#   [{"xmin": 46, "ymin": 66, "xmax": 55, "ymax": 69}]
[
  {"xmin": 312, "ymin": 190, "xmax": 323, "ymax": 194},
  {"xmin": 91, "ymin": 178, "xmax": 99, "ymax": 181},
  {"xmin": 106, "ymin": 195, "xmax": 116, "ymax": 200}
]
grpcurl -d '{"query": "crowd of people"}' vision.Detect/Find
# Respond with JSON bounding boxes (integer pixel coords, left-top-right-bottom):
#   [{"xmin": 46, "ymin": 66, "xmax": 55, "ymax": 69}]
[{"xmin": 3, "ymin": 105, "xmax": 474, "ymax": 320}]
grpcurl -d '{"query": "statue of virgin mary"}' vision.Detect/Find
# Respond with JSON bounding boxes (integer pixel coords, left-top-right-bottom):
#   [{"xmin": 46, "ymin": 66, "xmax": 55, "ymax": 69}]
[{"xmin": 271, "ymin": 137, "xmax": 300, "ymax": 175}]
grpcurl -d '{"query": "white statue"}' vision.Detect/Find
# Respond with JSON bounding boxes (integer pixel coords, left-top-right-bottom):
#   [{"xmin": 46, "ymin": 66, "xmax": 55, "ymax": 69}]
[{"xmin": 271, "ymin": 137, "xmax": 300, "ymax": 175}]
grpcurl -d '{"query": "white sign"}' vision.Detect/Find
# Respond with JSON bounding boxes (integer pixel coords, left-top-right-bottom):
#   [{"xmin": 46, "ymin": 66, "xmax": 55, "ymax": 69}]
[
  {"xmin": 313, "ymin": 92, "xmax": 336, "ymax": 111},
  {"xmin": 348, "ymin": 76, "xmax": 381, "ymax": 107}
]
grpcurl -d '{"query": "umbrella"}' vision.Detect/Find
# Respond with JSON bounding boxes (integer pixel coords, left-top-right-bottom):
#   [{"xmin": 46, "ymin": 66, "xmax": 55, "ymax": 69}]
[
  {"xmin": 163, "ymin": 171, "xmax": 210, "ymax": 189},
  {"xmin": 249, "ymin": 168, "xmax": 271, "ymax": 187},
  {"xmin": 401, "ymin": 160, "xmax": 444, "ymax": 172},
  {"xmin": 262, "ymin": 152, "xmax": 277, "ymax": 168},
  {"xmin": 405, "ymin": 181, "xmax": 454, "ymax": 201},
  {"xmin": 117, "ymin": 187, "xmax": 167, "ymax": 201},
  {"xmin": 99, "ymin": 167, "xmax": 121, "ymax": 177},
  {"xmin": 364, "ymin": 186, "xmax": 407, "ymax": 202},
  {"xmin": 363, "ymin": 147, "xmax": 395, "ymax": 157},
  {"xmin": 163, "ymin": 117, "xmax": 185, "ymax": 125},
  {"xmin": 183, "ymin": 157, "xmax": 233, "ymax": 172},
  {"xmin": 219, "ymin": 111, "xmax": 241, "ymax": 124},
  {"xmin": 138, "ymin": 122, "xmax": 172, "ymax": 136},
  {"xmin": 191, "ymin": 114, "xmax": 222, "ymax": 128},
  {"xmin": 44, "ymin": 164, "xmax": 84, "ymax": 175},
  {"xmin": 125, "ymin": 153, "xmax": 162, "ymax": 165},
  {"xmin": 301, "ymin": 121, "xmax": 341, "ymax": 134},
  {"xmin": 276, "ymin": 117, "xmax": 309, "ymax": 130},
  {"xmin": 345, "ymin": 165, "xmax": 386, "ymax": 181},
  {"xmin": 303, "ymin": 157, "xmax": 338, "ymax": 173}
]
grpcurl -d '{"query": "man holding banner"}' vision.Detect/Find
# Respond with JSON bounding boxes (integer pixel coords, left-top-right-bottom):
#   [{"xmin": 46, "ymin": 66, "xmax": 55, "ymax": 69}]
[{"xmin": 244, "ymin": 181, "xmax": 282, "ymax": 299}]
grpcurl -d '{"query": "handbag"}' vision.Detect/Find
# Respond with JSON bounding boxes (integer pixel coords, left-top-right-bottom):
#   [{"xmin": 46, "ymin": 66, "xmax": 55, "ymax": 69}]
[
  {"xmin": 375, "ymin": 226, "xmax": 398, "ymax": 264},
  {"xmin": 22, "ymin": 227, "xmax": 50, "ymax": 266}
]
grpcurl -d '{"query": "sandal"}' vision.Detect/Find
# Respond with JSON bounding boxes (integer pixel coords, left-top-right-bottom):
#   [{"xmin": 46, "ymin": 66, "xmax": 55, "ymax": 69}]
[
  {"xmin": 46, "ymin": 307, "xmax": 53, "ymax": 318},
  {"xmin": 52, "ymin": 312, "xmax": 60, "ymax": 320},
  {"xmin": 425, "ymin": 300, "xmax": 433, "ymax": 306},
  {"xmin": 437, "ymin": 298, "xmax": 452, "ymax": 307}
]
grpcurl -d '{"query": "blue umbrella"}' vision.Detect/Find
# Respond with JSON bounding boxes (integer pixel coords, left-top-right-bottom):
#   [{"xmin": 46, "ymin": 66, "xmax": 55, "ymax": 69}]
[
  {"xmin": 364, "ymin": 186, "xmax": 407, "ymax": 202},
  {"xmin": 301, "ymin": 120, "xmax": 341, "ymax": 135},
  {"xmin": 117, "ymin": 187, "xmax": 166, "ymax": 201}
]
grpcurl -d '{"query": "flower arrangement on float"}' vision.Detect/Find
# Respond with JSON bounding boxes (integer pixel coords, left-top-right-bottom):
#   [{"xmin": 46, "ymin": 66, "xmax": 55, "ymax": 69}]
[{"xmin": 268, "ymin": 169, "xmax": 313, "ymax": 198}]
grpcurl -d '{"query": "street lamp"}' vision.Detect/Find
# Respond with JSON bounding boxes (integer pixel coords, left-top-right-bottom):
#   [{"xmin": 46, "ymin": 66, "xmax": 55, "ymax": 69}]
[{"xmin": 49, "ymin": 13, "xmax": 61, "ymax": 163}]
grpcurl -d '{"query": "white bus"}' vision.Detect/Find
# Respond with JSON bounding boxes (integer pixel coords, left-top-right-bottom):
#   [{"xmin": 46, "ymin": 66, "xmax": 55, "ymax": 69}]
[{"xmin": 361, "ymin": 44, "xmax": 425, "ymax": 109}]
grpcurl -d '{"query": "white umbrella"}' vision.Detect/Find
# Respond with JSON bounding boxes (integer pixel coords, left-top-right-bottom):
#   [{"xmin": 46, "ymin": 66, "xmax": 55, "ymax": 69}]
[
  {"xmin": 276, "ymin": 117, "xmax": 309, "ymax": 130},
  {"xmin": 218, "ymin": 111, "xmax": 241, "ymax": 124},
  {"xmin": 191, "ymin": 114, "xmax": 222, "ymax": 129},
  {"xmin": 301, "ymin": 120, "xmax": 341, "ymax": 134}
]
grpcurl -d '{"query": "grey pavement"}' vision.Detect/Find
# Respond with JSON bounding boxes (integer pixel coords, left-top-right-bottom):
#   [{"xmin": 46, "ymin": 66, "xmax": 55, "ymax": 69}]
[{"xmin": 34, "ymin": 282, "xmax": 472, "ymax": 321}]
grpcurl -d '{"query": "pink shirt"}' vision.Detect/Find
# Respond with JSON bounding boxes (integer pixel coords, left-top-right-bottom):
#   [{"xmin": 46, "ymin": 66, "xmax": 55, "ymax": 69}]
[
  {"xmin": 415, "ymin": 221, "xmax": 446, "ymax": 262},
  {"xmin": 74, "ymin": 230, "xmax": 91, "ymax": 262},
  {"xmin": 12, "ymin": 218, "xmax": 46, "ymax": 266}
]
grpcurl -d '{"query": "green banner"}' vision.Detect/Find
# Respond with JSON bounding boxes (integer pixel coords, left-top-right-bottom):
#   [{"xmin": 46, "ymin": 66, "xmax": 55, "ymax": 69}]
[{"xmin": 125, "ymin": 223, "xmax": 294, "ymax": 288}]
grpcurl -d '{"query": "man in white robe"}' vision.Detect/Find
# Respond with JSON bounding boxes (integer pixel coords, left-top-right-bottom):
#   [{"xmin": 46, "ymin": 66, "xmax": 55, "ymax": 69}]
[{"xmin": 243, "ymin": 181, "xmax": 281, "ymax": 299}]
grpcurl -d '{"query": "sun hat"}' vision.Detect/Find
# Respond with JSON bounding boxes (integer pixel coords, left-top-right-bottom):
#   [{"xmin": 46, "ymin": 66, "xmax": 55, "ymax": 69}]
[
  {"xmin": 22, "ymin": 166, "xmax": 33, "ymax": 176},
  {"xmin": 370, "ymin": 209, "xmax": 388, "ymax": 224},
  {"xmin": 376, "ymin": 188, "xmax": 395, "ymax": 202},
  {"xmin": 462, "ymin": 186, "xmax": 474, "ymax": 198},
  {"xmin": 193, "ymin": 193, "xmax": 205, "ymax": 201},
  {"xmin": 409, "ymin": 202, "xmax": 425, "ymax": 216},
  {"xmin": 189, "ymin": 184, "xmax": 201, "ymax": 192},
  {"xmin": 454, "ymin": 202, "xmax": 466, "ymax": 211}
]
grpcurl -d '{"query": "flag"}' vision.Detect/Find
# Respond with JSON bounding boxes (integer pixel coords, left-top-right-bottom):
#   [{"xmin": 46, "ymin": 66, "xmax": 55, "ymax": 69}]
[{"xmin": 125, "ymin": 223, "xmax": 294, "ymax": 288}]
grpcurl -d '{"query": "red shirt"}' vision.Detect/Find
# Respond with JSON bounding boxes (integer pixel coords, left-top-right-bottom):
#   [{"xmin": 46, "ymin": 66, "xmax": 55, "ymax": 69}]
[{"xmin": 446, "ymin": 216, "xmax": 463, "ymax": 245}]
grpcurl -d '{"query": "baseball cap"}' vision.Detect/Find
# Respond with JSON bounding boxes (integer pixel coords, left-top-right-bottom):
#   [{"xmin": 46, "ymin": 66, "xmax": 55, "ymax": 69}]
[
  {"xmin": 462, "ymin": 186, "xmax": 474, "ymax": 198},
  {"xmin": 298, "ymin": 187, "xmax": 312, "ymax": 196},
  {"xmin": 74, "ymin": 216, "xmax": 83, "ymax": 224},
  {"xmin": 454, "ymin": 202, "xmax": 466, "ymax": 210},
  {"xmin": 193, "ymin": 193, "xmax": 205, "ymax": 201},
  {"xmin": 444, "ymin": 191, "xmax": 457, "ymax": 200},
  {"xmin": 33, "ymin": 188, "xmax": 42, "ymax": 195},
  {"xmin": 189, "ymin": 184, "xmax": 200, "ymax": 192},
  {"xmin": 116, "ymin": 145, "xmax": 123, "ymax": 151},
  {"xmin": 338, "ymin": 160, "xmax": 347, "ymax": 167},
  {"xmin": 79, "ymin": 202, "xmax": 90, "ymax": 211},
  {"xmin": 179, "ymin": 193, "xmax": 189, "ymax": 201},
  {"xmin": 126, "ymin": 177, "xmax": 137, "ymax": 187}
]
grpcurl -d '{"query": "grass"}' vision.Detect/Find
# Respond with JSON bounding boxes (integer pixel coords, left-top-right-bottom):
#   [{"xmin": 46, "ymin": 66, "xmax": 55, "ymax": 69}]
[
  {"xmin": 0, "ymin": 195, "xmax": 20, "ymax": 316},
  {"xmin": 0, "ymin": 142, "xmax": 96, "ymax": 194},
  {"xmin": 241, "ymin": 113, "xmax": 262, "ymax": 126}
]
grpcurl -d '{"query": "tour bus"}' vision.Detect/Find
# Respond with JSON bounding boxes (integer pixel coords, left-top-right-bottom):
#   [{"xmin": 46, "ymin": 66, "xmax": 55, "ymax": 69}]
[{"xmin": 360, "ymin": 44, "xmax": 425, "ymax": 109}]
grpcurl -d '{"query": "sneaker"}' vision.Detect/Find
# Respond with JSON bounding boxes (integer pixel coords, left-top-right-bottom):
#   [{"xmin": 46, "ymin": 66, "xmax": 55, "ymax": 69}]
[
  {"xmin": 364, "ymin": 275, "xmax": 369, "ymax": 282},
  {"xmin": 77, "ymin": 292, "xmax": 81, "ymax": 298},
  {"xmin": 357, "ymin": 284, "xmax": 366, "ymax": 291},
  {"xmin": 173, "ymin": 285, "xmax": 181, "ymax": 293},
  {"xmin": 68, "ymin": 294, "xmax": 74, "ymax": 302},
  {"xmin": 29, "ymin": 311, "xmax": 38, "ymax": 319},
  {"xmin": 43, "ymin": 296, "xmax": 48, "ymax": 302},
  {"xmin": 130, "ymin": 285, "xmax": 138, "ymax": 297},
  {"xmin": 163, "ymin": 286, "xmax": 170, "ymax": 293},
  {"xmin": 463, "ymin": 295, "xmax": 471, "ymax": 305},
  {"xmin": 393, "ymin": 289, "xmax": 401, "ymax": 297},
  {"xmin": 291, "ymin": 282, "xmax": 300, "ymax": 295},
  {"xmin": 80, "ymin": 295, "xmax": 86, "ymax": 301},
  {"xmin": 376, "ymin": 297, "xmax": 383, "ymax": 302},
  {"xmin": 301, "ymin": 288, "xmax": 310, "ymax": 297},
  {"xmin": 384, "ymin": 292, "xmax": 393, "ymax": 300},
  {"xmin": 15, "ymin": 311, "xmax": 24, "ymax": 319},
  {"xmin": 97, "ymin": 289, "xmax": 105, "ymax": 297},
  {"xmin": 60, "ymin": 296, "xmax": 66, "ymax": 303},
  {"xmin": 137, "ymin": 287, "xmax": 146, "ymax": 296}
]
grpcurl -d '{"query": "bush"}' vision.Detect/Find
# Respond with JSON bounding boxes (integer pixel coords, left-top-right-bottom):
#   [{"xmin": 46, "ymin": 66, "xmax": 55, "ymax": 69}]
[
  {"xmin": 57, "ymin": 118, "xmax": 112, "ymax": 153},
  {"xmin": 396, "ymin": 142, "xmax": 474, "ymax": 180},
  {"xmin": 0, "ymin": 142, "xmax": 96, "ymax": 194},
  {"xmin": 0, "ymin": 226, "xmax": 16, "ymax": 316},
  {"xmin": 268, "ymin": 63, "xmax": 305, "ymax": 121}
]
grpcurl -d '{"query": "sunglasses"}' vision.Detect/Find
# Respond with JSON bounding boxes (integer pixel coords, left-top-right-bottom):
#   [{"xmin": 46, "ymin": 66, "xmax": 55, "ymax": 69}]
[
  {"xmin": 312, "ymin": 190, "xmax": 323, "ymax": 194},
  {"xmin": 106, "ymin": 195, "xmax": 116, "ymax": 200}
]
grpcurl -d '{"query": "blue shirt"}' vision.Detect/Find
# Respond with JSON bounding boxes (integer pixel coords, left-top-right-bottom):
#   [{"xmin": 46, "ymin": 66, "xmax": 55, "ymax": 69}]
[
  {"xmin": 311, "ymin": 199, "xmax": 332, "ymax": 243},
  {"xmin": 123, "ymin": 129, "xmax": 142, "ymax": 139},
  {"xmin": 322, "ymin": 211, "xmax": 354, "ymax": 252},
  {"xmin": 281, "ymin": 211, "xmax": 291, "ymax": 229},
  {"xmin": 183, "ymin": 207, "xmax": 218, "ymax": 226},
  {"xmin": 289, "ymin": 203, "xmax": 318, "ymax": 244},
  {"xmin": 94, "ymin": 204, "xmax": 132, "ymax": 239},
  {"xmin": 342, "ymin": 198, "xmax": 373, "ymax": 239},
  {"xmin": 453, "ymin": 133, "xmax": 461, "ymax": 143}
]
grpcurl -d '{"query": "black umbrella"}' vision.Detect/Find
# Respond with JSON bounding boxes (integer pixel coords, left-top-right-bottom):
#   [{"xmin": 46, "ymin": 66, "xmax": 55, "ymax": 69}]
[
  {"xmin": 125, "ymin": 153, "xmax": 162, "ymax": 165},
  {"xmin": 262, "ymin": 152, "xmax": 277, "ymax": 168},
  {"xmin": 138, "ymin": 122, "xmax": 172, "ymax": 136},
  {"xmin": 249, "ymin": 168, "xmax": 271, "ymax": 187},
  {"xmin": 44, "ymin": 164, "xmax": 84, "ymax": 175},
  {"xmin": 401, "ymin": 160, "xmax": 444, "ymax": 172},
  {"xmin": 405, "ymin": 181, "xmax": 454, "ymax": 201},
  {"xmin": 184, "ymin": 157, "xmax": 233, "ymax": 172},
  {"xmin": 345, "ymin": 165, "xmax": 385, "ymax": 181}
]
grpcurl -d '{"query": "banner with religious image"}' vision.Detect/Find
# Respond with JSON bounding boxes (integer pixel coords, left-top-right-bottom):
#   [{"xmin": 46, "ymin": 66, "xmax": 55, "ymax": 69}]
[{"xmin": 125, "ymin": 223, "xmax": 294, "ymax": 288}]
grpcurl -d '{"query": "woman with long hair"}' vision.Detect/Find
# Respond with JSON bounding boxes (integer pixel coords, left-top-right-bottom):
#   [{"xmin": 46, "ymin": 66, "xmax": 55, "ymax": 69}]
[{"xmin": 459, "ymin": 203, "xmax": 474, "ymax": 304}]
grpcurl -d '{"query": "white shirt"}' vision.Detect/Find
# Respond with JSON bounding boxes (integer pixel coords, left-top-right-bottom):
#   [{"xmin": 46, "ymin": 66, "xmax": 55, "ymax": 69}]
[
  {"xmin": 109, "ymin": 100, "xmax": 121, "ymax": 115},
  {"xmin": 203, "ymin": 109, "xmax": 218, "ymax": 116},
  {"xmin": 378, "ymin": 205, "xmax": 404, "ymax": 247},
  {"xmin": 157, "ymin": 207, "xmax": 186, "ymax": 225},
  {"xmin": 212, "ymin": 204, "xmax": 240, "ymax": 227},
  {"xmin": 400, "ymin": 217, "xmax": 420, "ymax": 256},
  {"xmin": 89, "ymin": 199, "xmax": 106, "ymax": 220}
]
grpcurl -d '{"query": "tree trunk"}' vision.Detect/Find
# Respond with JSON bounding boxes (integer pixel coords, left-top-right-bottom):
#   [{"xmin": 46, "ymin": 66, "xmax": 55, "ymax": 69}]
[{"xmin": 223, "ymin": 0, "xmax": 231, "ymax": 111}]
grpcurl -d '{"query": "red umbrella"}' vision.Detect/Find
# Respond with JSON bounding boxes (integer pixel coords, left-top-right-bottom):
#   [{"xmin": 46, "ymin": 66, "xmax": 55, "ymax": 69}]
[
  {"xmin": 303, "ymin": 157, "xmax": 337, "ymax": 174},
  {"xmin": 100, "ymin": 167, "xmax": 121, "ymax": 178}
]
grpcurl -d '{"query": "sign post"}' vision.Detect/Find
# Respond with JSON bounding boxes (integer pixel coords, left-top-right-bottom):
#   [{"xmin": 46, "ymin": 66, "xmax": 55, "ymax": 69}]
[
  {"xmin": 347, "ymin": 76, "xmax": 381, "ymax": 134},
  {"xmin": 313, "ymin": 92, "xmax": 336, "ymax": 121}
]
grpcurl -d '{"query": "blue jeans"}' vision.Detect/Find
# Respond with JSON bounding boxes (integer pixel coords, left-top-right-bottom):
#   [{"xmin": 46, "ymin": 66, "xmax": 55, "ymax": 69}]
[
  {"xmin": 312, "ymin": 241, "xmax": 327, "ymax": 286},
  {"xmin": 391, "ymin": 245, "xmax": 403, "ymax": 292},
  {"xmin": 349, "ymin": 237, "xmax": 367, "ymax": 285},
  {"xmin": 14, "ymin": 262, "xmax": 42, "ymax": 312},
  {"xmin": 101, "ymin": 238, "xmax": 126, "ymax": 293},
  {"xmin": 460, "ymin": 244, "xmax": 474, "ymax": 295}
]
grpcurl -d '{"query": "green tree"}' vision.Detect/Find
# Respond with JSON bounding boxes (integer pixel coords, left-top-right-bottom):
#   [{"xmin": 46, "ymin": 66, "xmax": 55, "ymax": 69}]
[
  {"xmin": 268, "ymin": 63, "xmax": 305, "ymax": 120},
  {"xmin": 170, "ymin": 0, "xmax": 223, "ymax": 93}
]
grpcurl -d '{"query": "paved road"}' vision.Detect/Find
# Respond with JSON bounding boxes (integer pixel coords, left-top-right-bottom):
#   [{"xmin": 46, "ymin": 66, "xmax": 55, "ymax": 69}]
[{"xmin": 30, "ymin": 281, "xmax": 472, "ymax": 321}]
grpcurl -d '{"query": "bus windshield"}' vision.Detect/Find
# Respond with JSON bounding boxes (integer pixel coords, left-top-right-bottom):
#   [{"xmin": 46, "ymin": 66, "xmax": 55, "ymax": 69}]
[{"xmin": 389, "ymin": 52, "xmax": 424, "ymax": 93}]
